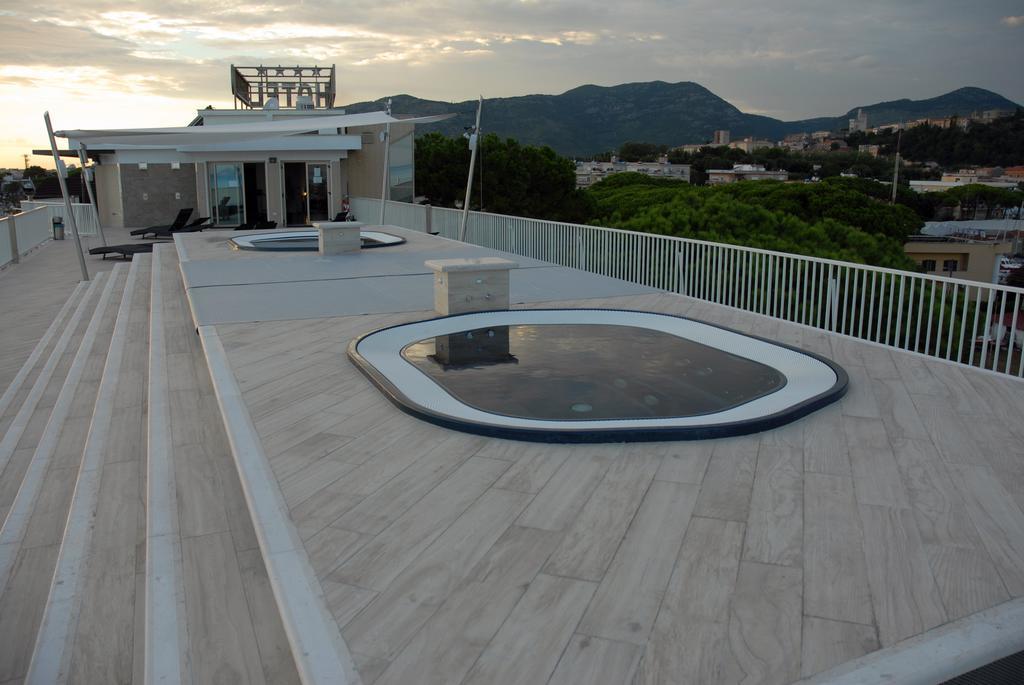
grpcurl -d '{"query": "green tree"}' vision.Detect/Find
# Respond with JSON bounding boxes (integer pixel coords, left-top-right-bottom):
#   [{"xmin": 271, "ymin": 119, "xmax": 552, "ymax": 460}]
[
  {"xmin": 585, "ymin": 173, "xmax": 920, "ymax": 269},
  {"xmin": 414, "ymin": 133, "xmax": 593, "ymax": 222}
]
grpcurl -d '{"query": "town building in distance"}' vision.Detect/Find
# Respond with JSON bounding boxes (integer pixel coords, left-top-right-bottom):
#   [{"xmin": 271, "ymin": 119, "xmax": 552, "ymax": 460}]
[
  {"xmin": 707, "ymin": 164, "xmax": 789, "ymax": 184},
  {"xmin": 575, "ymin": 156, "xmax": 691, "ymax": 188},
  {"xmin": 910, "ymin": 166, "xmax": 1022, "ymax": 192}
]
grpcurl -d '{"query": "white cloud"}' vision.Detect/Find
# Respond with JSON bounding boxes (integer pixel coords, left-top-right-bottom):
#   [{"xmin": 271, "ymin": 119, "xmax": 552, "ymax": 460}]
[{"xmin": 0, "ymin": 0, "xmax": 1021, "ymax": 167}]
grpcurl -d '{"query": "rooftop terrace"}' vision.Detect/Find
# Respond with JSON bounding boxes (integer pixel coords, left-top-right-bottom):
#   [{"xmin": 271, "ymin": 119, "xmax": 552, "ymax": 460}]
[{"xmin": 0, "ymin": 211, "xmax": 1022, "ymax": 684}]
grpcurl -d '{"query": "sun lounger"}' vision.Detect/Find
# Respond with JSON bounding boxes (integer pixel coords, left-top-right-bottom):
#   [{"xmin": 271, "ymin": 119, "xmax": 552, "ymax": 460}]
[
  {"xmin": 145, "ymin": 217, "xmax": 213, "ymax": 239},
  {"xmin": 130, "ymin": 208, "xmax": 193, "ymax": 237},
  {"xmin": 88, "ymin": 243, "xmax": 156, "ymax": 259}
]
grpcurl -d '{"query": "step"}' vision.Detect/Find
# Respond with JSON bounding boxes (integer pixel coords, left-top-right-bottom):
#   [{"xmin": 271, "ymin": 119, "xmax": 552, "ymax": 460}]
[
  {"xmin": 0, "ymin": 281, "xmax": 88, "ymax": 437},
  {"xmin": 146, "ymin": 244, "xmax": 300, "ymax": 684},
  {"xmin": 0, "ymin": 272, "xmax": 109, "ymax": 536},
  {"xmin": 26, "ymin": 254, "xmax": 151, "ymax": 684},
  {"xmin": 0, "ymin": 264, "xmax": 128, "ymax": 683}
]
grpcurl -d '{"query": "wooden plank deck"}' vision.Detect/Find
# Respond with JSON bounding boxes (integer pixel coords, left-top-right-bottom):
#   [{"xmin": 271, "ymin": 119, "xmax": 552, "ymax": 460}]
[
  {"xmin": 2, "ymin": 228, "xmax": 1022, "ymax": 683},
  {"xmin": 0, "ymin": 228, "xmax": 126, "ymax": 393},
  {"xmin": 215, "ymin": 289, "xmax": 1024, "ymax": 684}
]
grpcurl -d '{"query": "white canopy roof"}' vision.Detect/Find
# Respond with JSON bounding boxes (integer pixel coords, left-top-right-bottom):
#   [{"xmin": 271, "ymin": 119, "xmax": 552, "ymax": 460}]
[{"xmin": 57, "ymin": 111, "xmax": 453, "ymax": 148}]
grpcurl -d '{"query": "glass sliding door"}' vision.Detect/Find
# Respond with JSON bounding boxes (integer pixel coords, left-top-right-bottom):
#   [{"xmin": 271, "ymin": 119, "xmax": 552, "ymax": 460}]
[
  {"xmin": 283, "ymin": 161, "xmax": 331, "ymax": 226},
  {"xmin": 307, "ymin": 163, "xmax": 329, "ymax": 222},
  {"xmin": 209, "ymin": 162, "xmax": 245, "ymax": 227}
]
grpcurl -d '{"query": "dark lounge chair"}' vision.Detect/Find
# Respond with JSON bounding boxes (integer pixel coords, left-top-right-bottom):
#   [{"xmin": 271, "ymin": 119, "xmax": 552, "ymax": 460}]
[
  {"xmin": 234, "ymin": 220, "xmax": 278, "ymax": 230},
  {"xmin": 130, "ymin": 208, "xmax": 193, "ymax": 238},
  {"xmin": 176, "ymin": 216, "xmax": 212, "ymax": 231},
  {"xmin": 89, "ymin": 243, "xmax": 156, "ymax": 259},
  {"xmin": 151, "ymin": 216, "xmax": 213, "ymax": 238}
]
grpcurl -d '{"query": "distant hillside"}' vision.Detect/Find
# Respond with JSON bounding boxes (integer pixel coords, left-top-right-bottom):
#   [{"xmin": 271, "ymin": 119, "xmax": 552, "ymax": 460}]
[{"xmin": 341, "ymin": 82, "xmax": 1020, "ymax": 157}]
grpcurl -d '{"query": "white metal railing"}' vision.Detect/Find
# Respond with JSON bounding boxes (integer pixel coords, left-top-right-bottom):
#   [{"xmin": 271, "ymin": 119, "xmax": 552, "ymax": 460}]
[
  {"xmin": 356, "ymin": 196, "xmax": 1024, "ymax": 378},
  {"xmin": 1, "ymin": 206, "xmax": 51, "ymax": 268},
  {"xmin": 20, "ymin": 200, "xmax": 100, "ymax": 237}
]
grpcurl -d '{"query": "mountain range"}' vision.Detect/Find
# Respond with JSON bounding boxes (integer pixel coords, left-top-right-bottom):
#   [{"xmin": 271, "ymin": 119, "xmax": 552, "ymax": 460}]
[{"xmin": 341, "ymin": 82, "xmax": 1020, "ymax": 157}]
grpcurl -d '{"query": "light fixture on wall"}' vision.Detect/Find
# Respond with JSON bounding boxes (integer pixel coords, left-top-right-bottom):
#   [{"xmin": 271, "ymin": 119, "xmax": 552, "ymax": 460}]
[
  {"xmin": 138, "ymin": 162, "xmax": 148, "ymax": 170},
  {"xmin": 171, "ymin": 162, "xmax": 180, "ymax": 170}
]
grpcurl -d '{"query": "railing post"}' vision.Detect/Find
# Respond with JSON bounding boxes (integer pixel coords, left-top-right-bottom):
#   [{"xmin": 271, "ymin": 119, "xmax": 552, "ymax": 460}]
[
  {"xmin": 424, "ymin": 204, "xmax": 432, "ymax": 234},
  {"xmin": 7, "ymin": 214, "xmax": 18, "ymax": 264}
]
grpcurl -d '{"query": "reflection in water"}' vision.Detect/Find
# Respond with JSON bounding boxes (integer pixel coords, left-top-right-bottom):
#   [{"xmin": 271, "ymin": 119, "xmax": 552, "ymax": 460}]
[{"xmin": 401, "ymin": 324, "xmax": 785, "ymax": 421}]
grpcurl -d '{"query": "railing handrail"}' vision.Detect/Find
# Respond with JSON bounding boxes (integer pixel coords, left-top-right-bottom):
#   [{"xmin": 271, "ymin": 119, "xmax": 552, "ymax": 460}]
[
  {"xmin": 367, "ymin": 198, "xmax": 1024, "ymax": 296},
  {"xmin": 0, "ymin": 206, "xmax": 48, "ymax": 222},
  {"xmin": 353, "ymin": 196, "xmax": 1024, "ymax": 377}
]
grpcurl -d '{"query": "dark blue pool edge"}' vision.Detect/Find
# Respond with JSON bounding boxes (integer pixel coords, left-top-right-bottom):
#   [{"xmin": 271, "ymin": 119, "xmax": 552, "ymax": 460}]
[{"xmin": 346, "ymin": 308, "xmax": 850, "ymax": 444}]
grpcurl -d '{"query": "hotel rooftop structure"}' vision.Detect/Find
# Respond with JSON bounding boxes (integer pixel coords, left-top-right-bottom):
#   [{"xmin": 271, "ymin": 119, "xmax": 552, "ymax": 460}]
[
  {"xmin": 1, "ymin": 71, "xmax": 1024, "ymax": 685},
  {"xmin": 39, "ymin": 65, "xmax": 426, "ymax": 231}
]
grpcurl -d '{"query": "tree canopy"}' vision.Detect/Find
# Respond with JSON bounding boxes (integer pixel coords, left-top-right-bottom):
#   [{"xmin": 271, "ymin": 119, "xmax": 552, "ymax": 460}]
[
  {"xmin": 586, "ymin": 173, "xmax": 921, "ymax": 269},
  {"xmin": 415, "ymin": 132, "xmax": 593, "ymax": 222},
  {"xmin": 846, "ymin": 109, "xmax": 1024, "ymax": 166}
]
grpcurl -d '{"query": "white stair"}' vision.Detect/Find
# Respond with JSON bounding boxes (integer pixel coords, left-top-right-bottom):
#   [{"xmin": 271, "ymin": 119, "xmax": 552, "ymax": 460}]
[
  {"xmin": 0, "ymin": 265, "xmax": 128, "ymax": 682},
  {"xmin": 27, "ymin": 255, "xmax": 151, "ymax": 684},
  {"xmin": 1, "ymin": 244, "xmax": 304, "ymax": 684}
]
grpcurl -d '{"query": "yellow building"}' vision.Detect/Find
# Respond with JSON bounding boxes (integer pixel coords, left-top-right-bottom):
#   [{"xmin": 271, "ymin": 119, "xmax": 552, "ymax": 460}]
[{"xmin": 904, "ymin": 237, "xmax": 1014, "ymax": 284}]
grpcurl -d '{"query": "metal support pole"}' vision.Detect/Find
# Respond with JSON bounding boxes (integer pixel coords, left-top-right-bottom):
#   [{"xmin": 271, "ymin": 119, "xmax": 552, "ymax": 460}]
[
  {"xmin": 77, "ymin": 144, "xmax": 107, "ymax": 246},
  {"xmin": 890, "ymin": 128, "xmax": 902, "ymax": 205},
  {"xmin": 378, "ymin": 98, "xmax": 392, "ymax": 226},
  {"xmin": 459, "ymin": 95, "xmax": 483, "ymax": 243},
  {"xmin": 44, "ymin": 111, "xmax": 89, "ymax": 281}
]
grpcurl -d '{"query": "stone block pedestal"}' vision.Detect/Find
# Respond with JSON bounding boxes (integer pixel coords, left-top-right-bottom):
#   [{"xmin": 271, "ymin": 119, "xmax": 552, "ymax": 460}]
[
  {"xmin": 425, "ymin": 257, "xmax": 519, "ymax": 315},
  {"xmin": 314, "ymin": 221, "xmax": 364, "ymax": 255}
]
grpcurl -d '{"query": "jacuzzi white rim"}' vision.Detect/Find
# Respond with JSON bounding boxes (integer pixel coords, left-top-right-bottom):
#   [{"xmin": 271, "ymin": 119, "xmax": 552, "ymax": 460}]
[
  {"xmin": 228, "ymin": 230, "xmax": 406, "ymax": 251},
  {"xmin": 348, "ymin": 309, "xmax": 848, "ymax": 443}
]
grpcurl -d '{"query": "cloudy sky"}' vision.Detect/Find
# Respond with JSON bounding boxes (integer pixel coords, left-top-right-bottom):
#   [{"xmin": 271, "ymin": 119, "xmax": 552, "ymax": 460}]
[{"xmin": 1, "ymin": 0, "xmax": 1021, "ymax": 167}]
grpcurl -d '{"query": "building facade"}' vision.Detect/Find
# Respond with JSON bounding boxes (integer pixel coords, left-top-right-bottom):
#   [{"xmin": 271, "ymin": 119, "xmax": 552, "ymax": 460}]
[
  {"xmin": 707, "ymin": 164, "xmax": 789, "ymax": 185},
  {"xmin": 47, "ymin": 66, "xmax": 422, "ymax": 229},
  {"xmin": 575, "ymin": 158, "xmax": 691, "ymax": 188},
  {"xmin": 904, "ymin": 236, "xmax": 1014, "ymax": 284}
]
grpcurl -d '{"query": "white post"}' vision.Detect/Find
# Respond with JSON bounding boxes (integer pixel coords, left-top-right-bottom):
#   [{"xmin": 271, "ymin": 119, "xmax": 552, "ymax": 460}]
[
  {"xmin": 378, "ymin": 98, "xmax": 392, "ymax": 226},
  {"xmin": 890, "ymin": 127, "xmax": 902, "ymax": 205},
  {"xmin": 44, "ymin": 112, "xmax": 89, "ymax": 281},
  {"xmin": 77, "ymin": 144, "xmax": 107, "ymax": 246},
  {"xmin": 7, "ymin": 214, "xmax": 18, "ymax": 264},
  {"xmin": 459, "ymin": 95, "xmax": 483, "ymax": 243}
]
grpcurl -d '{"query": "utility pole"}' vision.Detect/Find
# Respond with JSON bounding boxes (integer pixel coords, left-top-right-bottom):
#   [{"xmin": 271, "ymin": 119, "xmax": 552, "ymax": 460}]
[
  {"xmin": 890, "ymin": 127, "xmax": 902, "ymax": 204},
  {"xmin": 77, "ymin": 143, "xmax": 107, "ymax": 246},
  {"xmin": 378, "ymin": 97, "xmax": 392, "ymax": 225},
  {"xmin": 44, "ymin": 112, "xmax": 89, "ymax": 281},
  {"xmin": 459, "ymin": 96, "xmax": 483, "ymax": 242}
]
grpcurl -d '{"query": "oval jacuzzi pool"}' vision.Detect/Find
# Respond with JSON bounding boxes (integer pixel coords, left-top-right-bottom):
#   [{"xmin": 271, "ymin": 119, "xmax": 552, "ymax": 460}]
[
  {"xmin": 228, "ymin": 230, "xmax": 406, "ymax": 251},
  {"xmin": 348, "ymin": 309, "xmax": 847, "ymax": 443}
]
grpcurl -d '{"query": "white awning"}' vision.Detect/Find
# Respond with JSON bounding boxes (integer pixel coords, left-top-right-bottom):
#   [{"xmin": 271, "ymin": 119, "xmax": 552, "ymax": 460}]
[{"xmin": 57, "ymin": 111, "xmax": 453, "ymax": 148}]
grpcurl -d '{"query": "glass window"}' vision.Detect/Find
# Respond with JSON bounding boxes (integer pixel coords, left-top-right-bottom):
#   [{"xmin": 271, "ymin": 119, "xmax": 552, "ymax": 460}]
[
  {"xmin": 943, "ymin": 259, "xmax": 959, "ymax": 272},
  {"xmin": 209, "ymin": 163, "xmax": 244, "ymax": 227},
  {"xmin": 920, "ymin": 259, "xmax": 936, "ymax": 272},
  {"xmin": 389, "ymin": 132, "xmax": 414, "ymax": 203}
]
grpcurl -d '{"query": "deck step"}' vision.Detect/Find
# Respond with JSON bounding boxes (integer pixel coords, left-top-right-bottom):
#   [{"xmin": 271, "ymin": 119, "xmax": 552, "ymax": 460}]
[
  {"xmin": 0, "ymin": 272, "xmax": 108, "ymax": 539},
  {"xmin": 26, "ymin": 254, "xmax": 151, "ymax": 684},
  {"xmin": 0, "ymin": 281, "xmax": 88, "ymax": 437},
  {"xmin": 0, "ymin": 264, "xmax": 128, "ymax": 683},
  {"xmin": 146, "ymin": 244, "xmax": 300, "ymax": 684}
]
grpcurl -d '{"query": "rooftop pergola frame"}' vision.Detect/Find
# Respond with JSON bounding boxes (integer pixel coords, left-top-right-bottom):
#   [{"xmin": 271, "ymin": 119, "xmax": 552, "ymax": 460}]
[{"xmin": 230, "ymin": 64, "xmax": 337, "ymax": 110}]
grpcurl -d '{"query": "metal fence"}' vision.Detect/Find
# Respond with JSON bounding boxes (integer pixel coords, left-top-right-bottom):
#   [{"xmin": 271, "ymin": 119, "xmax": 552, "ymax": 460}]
[
  {"xmin": 1, "ymin": 206, "xmax": 52, "ymax": 269},
  {"xmin": 20, "ymin": 200, "xmax": 100, "ymax": 237},
  {"xmin": 353, "ymin": 197, "xmax": 1024, "ymax": 378}
]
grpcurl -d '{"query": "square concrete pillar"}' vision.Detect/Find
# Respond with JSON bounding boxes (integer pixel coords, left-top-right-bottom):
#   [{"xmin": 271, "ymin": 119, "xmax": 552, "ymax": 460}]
[
  {"xmin": 425, "ymin": 257, "xmax": 518, "ymax": 315},
  {"xmin": 314, "ymin": 221, "xmax": 363, "ymax": 255}
]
